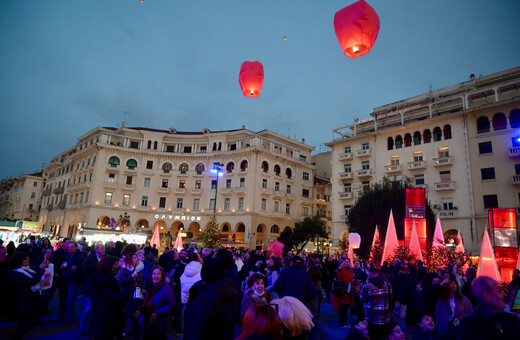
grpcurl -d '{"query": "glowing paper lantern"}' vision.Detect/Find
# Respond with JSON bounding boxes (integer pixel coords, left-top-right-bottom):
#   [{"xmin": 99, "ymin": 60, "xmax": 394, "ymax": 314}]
[
  {"xmin": 239, "ymin": 61, "xmax": 264, "ymax": 97},
  {"xmin": 432, "ymin": 218, "xmax": 445, "ymax": 249},
  {"xmin": 269, "ymin": 240, "xmax": 284, "ymax": 258},
  {"xmin": 349, "ymin": 232, "xmax": 361, "ymax": 249},
  {"xmin": 409, "ymin": 220, "xmax": 423, "ymax": 262},
  {"xmin": 381, "ymin": 210, "xmax": 399, "ymax": 266},
  {"xmin": 477, "ymin": 230, "xmax": 502, "ymax": 282},
  {"xmin": 334, "ymin": 0, "xmax": 380, "ymax": 58},
  {"xmin": 173, "ymin": 231, "xmax": 183, "ymax": 252}
]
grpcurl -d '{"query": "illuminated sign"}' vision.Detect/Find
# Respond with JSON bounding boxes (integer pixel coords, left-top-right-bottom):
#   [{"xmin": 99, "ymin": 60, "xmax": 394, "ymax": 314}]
[{"xmin": 154, "ymin": 214, "xmax": 202, "ymax": 221}]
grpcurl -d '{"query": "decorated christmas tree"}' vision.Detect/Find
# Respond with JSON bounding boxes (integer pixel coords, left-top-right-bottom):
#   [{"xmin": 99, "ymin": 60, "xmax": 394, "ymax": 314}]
[{"xmin": 202, "ymin": 215, "xmax": 221, "ymax": 248}]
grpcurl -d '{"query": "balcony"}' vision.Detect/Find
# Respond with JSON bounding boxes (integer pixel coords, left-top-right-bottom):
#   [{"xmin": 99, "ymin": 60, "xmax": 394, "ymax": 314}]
[
  {"xmin": 57, "ymin": 200, "xmax": 66, "ymax": 210},
  {"xmin": 42, "ymin": 189, "xmax": 52, "ymax": 197},
  {"xmin": 434, "ymin": 181, "xmax": 456, "ymax": 191},
  {"xmin": 385, "ymin": 164, "xmax": 402, "ymax": 174},
  {"xmin": 356, "ymin": 169, "xmax": 372, "ymax": 177},
  {"xmin": 511, "ymin": 175, "xmax": 520, "ymax": 185},
  {"xmin": 175, "ymin": 188, "xmax": 186, "ymax": 194},
  {"xmin": 46, "ymin": 204, "xmax": 53, "ymax": 211},
  {"xmin": 261, "ymin": 188, "xmax": 274, "ymax": 195},
  {"xmin": 157, "ymin": 187, "xmax": 170, "ymax": 193},
  {"xmin": 122, "ymin": 184, "xmax": 135, "ymax": 191},
  {"xmin": 338, "ymin": 152, "xmax": 353, "ymax": 161},
  {"xmin": 407, "ymin": 161, "xmax": 427, "ymax": 170},
  {"xmin": 220, "ymin": 188, "xmax": 232, "ymax": 196},
  {"xmin": 433, "ymin": 156, "xmax": 454, "ymax": 167},
  {"xmin": 339, "ymin": 215, "xmax": 349, "ymax": 222},
  {"xmin": 339, "ymin": 192, "xmax": 353, "ymax": 200},
  {"xmin": 439, "ymin": 210, "xmax": 458, "ymax": 218},
  {"xmin": 233, "ymin": 187, "xmax": 246, "ymax": 194},
  {"xmin": 274, "ymin": 190, "xmax": 285, "ymax": 198},
  {"xmin": 53, "ymin": 187, "xmax": 65, "ymax": 195},
  {"xmin": 285, "ymin": 193, "xmax": 295, "ymax": 200},
  {"xmin": 136, "ymin": 205, "xmax": 149, "ymax": 212},
  {"xmin": 355, "ymin": 149, "xmax": 371, "ymax": 158},
  {"xmin": 160, "ymin": 171, "xmax": 172, "ymax": 177},
  {"xmin": 190, "ymin": 188, "xmax": 202, "ymax": 194},
  {"xmin": 508, "ymin": 147, "xmax": 520, "ymax": 158},
  {"xmin": 104, "ymin": 181, "xmax": 117, "ymax": 188},
  {"xmin": 339, "ymin": 172, "xmax": 353, "ymax": 180}
]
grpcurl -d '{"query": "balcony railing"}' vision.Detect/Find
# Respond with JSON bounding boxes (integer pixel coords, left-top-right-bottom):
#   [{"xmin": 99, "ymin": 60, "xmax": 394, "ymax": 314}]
[
  {"xmin": 339, "ymin": 172, "xmax": 353, "ymax": 180},
  {"xmin": 122, "ymin": 184, "xmax": 135, "ymax": 190},
  {"xmin": 339, "ymin": 192, "xmax": 353, "ymax": 199},
  {"xmin": 355, "ymin": 149, "xmax": 371, "ymax": 158},
  {"xmin": 53, "ymin": 187, "xmax": 65, "ymax": 194},
  {"xmin": 274, "ymin": 190, "xmax": 285, "ymax": 198},
  {"xmin": 104, "ymin": 181, "xmax": 118, "ymax": 188},
  {"xmin": 233, "ymin": 187, "xmax": 246, "ymax": 193},
  {"xmin": 433, "ymin": 156, "xmax": 454, "ymax": 166},
  {"xmin": 175, "ymin": 188, "xmax": 186, "ymax": 194},
  {"xmin": 46, "ymin": 204, "xmax": 53, "ymax": 211},
  {"xmin": 439, "ymin": 210, "xmax": 458, "ymax": 218},
  {"xmin": 157, "ymin": 187, "xmax": 170, "ymax": 193},
  {"xmin": 356, "ymin": 169, "xmax": 373, "ymax": 177},
  {"xmin": 58, "ymin": 200, "xmax": 66, "ymax": 210},
  {"xmin": 434, "ymin": 181, "xmax": 456, "ymax": 191},
  {"xmin": 407, "ymin": 161, "xmax": 427, "ymax": 170},
  {"xmin": 338, "ymin": 152, "xmax": 353, "ymax": 161},
  {"xmin": 385, "ymin": 164, "xmax": 402, "ymax": 174},
  {"xmin": 190, "ymin": 188, "xmax": 202, "ymax": 194},
  {"xmin": 508, "ymin": 146, "xmax": 520, "ymax": 158},
  {"xmin": 42, "ymin": 189, "xmax": 52, "ymax": 196},
  {"xmin": 511, "ymin": 175, "xmax": 520, "ymax": 184},
  {"xmin": 261, "ymin": 188, "xmax": 274, "ymax": 195}
]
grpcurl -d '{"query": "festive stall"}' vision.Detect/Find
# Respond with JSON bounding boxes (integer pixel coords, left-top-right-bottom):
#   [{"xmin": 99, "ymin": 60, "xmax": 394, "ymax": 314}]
[{"xmin": 488, "ymin": 208, "xmax": 519, "ymax": 282}]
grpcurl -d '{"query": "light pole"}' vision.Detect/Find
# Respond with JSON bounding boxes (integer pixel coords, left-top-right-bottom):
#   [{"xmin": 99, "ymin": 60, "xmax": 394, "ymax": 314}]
[{"xmin": 210, "ymin": 162, "xmax": 224, "ymax": 217}]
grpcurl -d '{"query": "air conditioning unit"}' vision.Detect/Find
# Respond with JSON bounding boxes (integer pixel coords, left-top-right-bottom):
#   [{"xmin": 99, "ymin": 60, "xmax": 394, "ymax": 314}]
[{"xmin": 433, "ymin": 204, "xmax": 441, "ymax": 210}]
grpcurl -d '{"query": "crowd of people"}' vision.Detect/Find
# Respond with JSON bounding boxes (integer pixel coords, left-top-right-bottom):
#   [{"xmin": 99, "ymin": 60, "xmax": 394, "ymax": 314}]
[{"xmin": 0, "ymin": 236, "xmax": 519, "ymax": 340}]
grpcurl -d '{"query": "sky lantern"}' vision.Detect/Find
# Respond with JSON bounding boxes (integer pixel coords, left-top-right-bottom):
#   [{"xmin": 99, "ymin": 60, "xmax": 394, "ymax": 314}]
[
  {"xmin": 348, "ymin": 232, "xmax": 361, "ymax": 260},
  {"xmin": 409, "ymin": 221, "xmax": 424, "ymax": 263},
  {"xmin": 432, "ymin": 218, "xmax": 446, "ymax": 249},
  {"xmin": 477, "ymin": 230, "xmax": 502, "ymax": 282},
  {"xmin": 239, "ymin": 61, "xmax": 264, "ymax": 97},
  {"xmin": 381, "ymin": 210, "xmax": 399, "ymax": 266},
  {"xmin": 269, "ymin": 240, "xmax": 284, "ymax": 258},
  {"xmin": 333, "ymin": 0, "xmax": 380, "ymax": 58}
]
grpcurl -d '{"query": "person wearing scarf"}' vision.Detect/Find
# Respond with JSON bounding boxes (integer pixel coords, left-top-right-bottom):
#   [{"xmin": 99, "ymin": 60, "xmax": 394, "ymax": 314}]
[
  {"xmin": 240, "ymin": 272, "xmax": 272, "ymax": 324},
  {"xmin": 9, "ymin": 252, "xmax": 47, "ymax": 340},
  {"xmin": 135, "ymin": 265, "xmax": 176, "ymax": 340}
]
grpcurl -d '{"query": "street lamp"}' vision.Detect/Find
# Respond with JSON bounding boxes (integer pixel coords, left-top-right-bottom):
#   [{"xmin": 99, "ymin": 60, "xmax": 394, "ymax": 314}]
[{"xmin": 210, "ymin": 162, "xmax": 224, "ymax": 216}]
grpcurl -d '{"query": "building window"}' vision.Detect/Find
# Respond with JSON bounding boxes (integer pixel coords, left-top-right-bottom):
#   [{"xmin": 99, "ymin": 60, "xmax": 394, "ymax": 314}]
[
  {"xmin": 362, "ymin": 143, "xmax": 369, "ymax": 150},
  {"xmin": 85, "ymin": 192, "xmax": 89, "ymax": 203},
  {"xmin": 302, "ymin": 189, "xmax": 310, "ymax": 198},
  {"xmin": 33, "ymin": 182, "xmax": 38, "ymax": 187},
  {"xmin": 123, "ymin": 194, "xmax": 130, "ymax": 206},
  {"xmin": 226, "ymin": 162, "xmax": 234, "ymax": 173},
  {"xmin": 209, "ymin": 199, "xmax": 215, "ymax": 210},
  {"xmin": 261, "ymin": 199, "xmax": 267, "ymax": 211},
  {"xmin": 442, "ymin": 198, "xmax": 453, "ymax": 211},
  {"xmin": 344, "ymin": 164, "xmax": 351, "ymax": 173},
  {"xmin": 224, "ymin": 198, "xmax": 230, "ymax": 211},
  {"xmin": 390, "ymin": 156, "xmax": 399, "ymax": 165},
  {"xmin": 262, "ymin": 179, "xmax": 268, "ymax": 188},
  {"xmin": 302, "ymin": 206, "xmax": 310, "ymax": 217},
  {"xmin": 362, "ymin": 161, "xmax": 370, "ymax": 170},
  {"xmin": 433, "ymin": 127, "xmax": 442, "ymax": 141},
  {"xmin": 303, "ymin": 172, "xmax": 310, "ymax": 181},
  {"xmin": 144, "ymin": 177, "xmax": 151, "ymax": 187},
  {"xmin": 415, "ymin": 174, "xmax": 425, "ymax": 185},
  {"xmin": 141, "ymin": 196, "xmax": 149, "ymax": 206},
  {"xmin": 179, "ymin": 163, "xmax": 189, "ymax": 174},
  {"xmin": 477, "ymin": 116, "xmax": 491, "ymax": 133},
  {"xmin": 240, "ymin": 160, "xmax": 248, "ymax": 171},
  {"xmin": 362, "ymin": 181, "xmax": 370, "ymax": 191},
  {"xmin": 413, "ymin": 152, "xmax": 423, "ymax": 162},
  {"xmin": 159, "ymin": 197, "xmax": 167, "ymax": 208},
  {"xmin": 126, "ymin": 176, "xmax": 133, "ymax": 185},
  {"xmin": 413, "ymin": 131, "xmax": 421, "ymax": 145},
  {"xmin": 274, "ymin": 200, "xmax": 280, "ymax": 213},
  {"xmin": 162, "ymin": 179, "xmax": 169, "ymax": 188},
  {"xmin": 274, "ymin": 182, "xmax": 280, "ymax": 191},
  {"xmin": 226, "ymin": 179, "xmax": 232, "ymax": 188},
  {"xmin": 285, "ymin": 203, "xmax": 291, "ymax": 214},
  {"xmin": 193, "ymin": 199, "xmax": 200, "ymax": 210},
  {"xmin": 238, "ymin": 197, "xmax": 244, "ymax": 210},
  {"xmin": 300, "ymin": 155, "xmax": 307, "ymax": 162},
  {"xmin": 286, "ymin": 184, "xmax": 292, "ymax": 194},
  {"xmin": 146, "ymin": 160, "xmax": 153, "ymax": 169},
  {"xmin": 107, "ymin": 173, "xmax": 115, "ymax": 183},
  {"xmin": 387, "ymin": 137, "xmax": 394, "ymax": 150},
  {"xmin": 344, "ymin": 205, "xmax": 352, "ymax": 216},
  {"xmin": 104, "ymin": 192, "xmax": 113, "ymax": 204},
  {"xmin": 31, "ymin": 192, "xmax": 35, "ymax": 198},
  {"xmin": 438, "ymin": 147, "xmax": 449, "ymax": 158},
  {"xmin": 177, "ymin": 198, "xmax": 183, "ymax": 209},
  {"xmin": 423, "ymin": 129, "xmax": 431, "ymax": 143},
  {"xmin": 344, "ymin": 183, "xmax": 351, "ymax": 192},
  {"xmin": 211, "ymin": 180, "xmax": 217, "ymax": 190},
  {"xmin": 444, "ymin": 125, "xmax": 452, "ymax": 139},
  {"xmin": 344, "ymin": 146, "xmax": 351, "ymax": 153},
  {"xmin": 515, "ymin": 164, "xmax": 520, "ymax": 175},
  {"xmin": 478, "ymin": 141, "xmax": 493, "ymax": 154},
  {"xmin": 481, "ymin": 168, "xmax": 496, "ymax": 180},
  {"xmin": 179, "ymin": 180, "xmax": 186, "ymax": 189},
  {"xmin": 80, "ymin": 193, "xmax": 84, "ymax": 203},
  {"xmin": 404, "ymin": 133, "xmax": 412, "ymax": 147},
  {"xmin": 195, "ymin": 180, "xmax": 201, "ymax": 189},
  {"xmin": 483, "ymin": 195, "xmax": 498, "ymax": 209},
  {"xmin": 183, "ymin": 146, "xmax": 192, "ymax": 153},
  {"xmin": 240, "ymin": 178, "xmax": 245, "ymax": 187},
  {"xmin": 162, "ymin": 162, "xmax": 172, "ymax": 173},
  {"xmin": 395, "ymin": 135, "xmax": 403, "ymax": 149},
  {"xmin": 440, "ymin": 170, "xmax": 451, "ymax": 182},
  {"xmin": 195, "ymin": 163, "xmax": 205, "ymax": 174}
]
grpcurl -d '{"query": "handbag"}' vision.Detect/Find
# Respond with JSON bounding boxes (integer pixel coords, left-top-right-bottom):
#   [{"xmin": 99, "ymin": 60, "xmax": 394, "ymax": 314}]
[{"xmin": 332, "ymin": 279, "xmax": 347, "ymax": 296}]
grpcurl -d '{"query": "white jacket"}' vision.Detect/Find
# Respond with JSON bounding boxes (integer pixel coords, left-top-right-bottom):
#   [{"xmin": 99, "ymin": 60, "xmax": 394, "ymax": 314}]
[{"xmin": 180, "ymin": 261, "xmax": 202, "ymax": 304}]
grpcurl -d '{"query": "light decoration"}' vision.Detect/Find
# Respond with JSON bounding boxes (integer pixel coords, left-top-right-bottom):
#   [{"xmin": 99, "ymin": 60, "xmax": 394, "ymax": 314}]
[
  {"xmin": 269, "ymin": 240, "xmax": 284, "ymax": 258},
  {"xmin": 408, "ymin": 220, "xmax": 423, "ymax": 262},
  {"xmin": 238, "ymin": 61, "xmax": 264, "ymax": 97},
  {"xmin": 333, "ymin": 0, "xmax": 380, "ymax": 58},
  {"xmin": 455, "ymin": 233, "xmax": 465, "ymax": 253},
  {"xmin": 173, "ymin": 231, "xmax": 183, "ymax": 252},
  {"xmin": 432, "ymin": 218, "xmax": 446, "ymax": 249},
  {"xmin": 150, "ymin": 225, "xmax": 161, "ymax": 248},
  {"xmin": 404, "ymin": 188, "xmax": 427, "ymax": 255},
  {"xmin": 381, "ymin": 210, "xmax": 399, "ymax": 266},
  {"xmin": 369, "ymin": 226, "xmax": 380, "ymax": 260},
  {"xmin": 488, "ymin": 208, "xmax": 518, "ymax": 282},
  {"xmin": 477, "ymin": 230, "xmax": 502, "ymax": 282}
]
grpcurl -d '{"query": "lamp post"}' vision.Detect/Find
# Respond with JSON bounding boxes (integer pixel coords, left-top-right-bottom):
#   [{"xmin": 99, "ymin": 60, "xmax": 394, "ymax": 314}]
[{"xmin": 210, "ymin": 162, "xmax": 224, "ymax": 217}]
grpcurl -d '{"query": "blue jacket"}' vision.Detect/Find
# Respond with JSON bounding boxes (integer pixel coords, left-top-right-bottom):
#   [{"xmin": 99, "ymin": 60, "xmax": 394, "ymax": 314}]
[{"xmin": 273, "ymin": 265, "xmax": 316, "ymax": 305}]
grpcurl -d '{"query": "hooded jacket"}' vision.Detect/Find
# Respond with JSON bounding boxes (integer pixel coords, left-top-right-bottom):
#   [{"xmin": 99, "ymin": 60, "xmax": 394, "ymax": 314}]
[
  {"xmin": 180, "ymin": 261, "xmax": 202, "ymax": 304},
  {"xmin": 458, "ymin": 302, "xmax": 520, "ymax": 340}
]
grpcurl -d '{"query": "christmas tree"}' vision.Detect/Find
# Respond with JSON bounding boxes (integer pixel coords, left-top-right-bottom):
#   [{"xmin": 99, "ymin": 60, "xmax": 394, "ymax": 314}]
[{"xmin": 202, "ymin": 215, "xmax": 221, "ymax": 248}]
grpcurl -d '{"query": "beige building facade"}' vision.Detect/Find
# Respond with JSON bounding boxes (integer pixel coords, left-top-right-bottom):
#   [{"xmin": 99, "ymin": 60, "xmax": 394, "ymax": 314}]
[
  {"xmin": 40, "ymin": 126, "xmax": 316, "ymax": 249},
  {"xmin": 327, "ymin": 67, "xmax": 520, "ymax": 253},
  {"xmin": 0, "ymin": 172, "xmax": 45, "ymax": 222}
]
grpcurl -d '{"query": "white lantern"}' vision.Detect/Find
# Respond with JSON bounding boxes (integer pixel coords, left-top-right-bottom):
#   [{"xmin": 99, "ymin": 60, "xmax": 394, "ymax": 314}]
[{"xmin": 349, "ymin": 232, "xmax": 361, "ymax": 249}]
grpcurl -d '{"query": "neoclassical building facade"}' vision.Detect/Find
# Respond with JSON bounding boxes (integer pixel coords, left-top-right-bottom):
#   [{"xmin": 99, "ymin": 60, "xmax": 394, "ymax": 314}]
[{"xmin": 40, "ymin": 126, "xmax": 316, "ymax": 249}]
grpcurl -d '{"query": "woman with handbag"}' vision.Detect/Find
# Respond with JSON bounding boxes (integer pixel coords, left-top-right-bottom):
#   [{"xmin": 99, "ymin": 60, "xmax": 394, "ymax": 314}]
[
  {"xmin": 331, "ymin": 257, "xmax": 355, "ymax": 329},
  {"xmin": 135, "ymin": 265, "xmax": 176, "ymax": 340}
]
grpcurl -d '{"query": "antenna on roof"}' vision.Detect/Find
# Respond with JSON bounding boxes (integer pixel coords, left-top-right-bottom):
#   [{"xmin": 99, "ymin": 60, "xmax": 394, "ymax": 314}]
[{"xmin": 119, "ymin": 110, "xmax": 131, "ymax": 128}]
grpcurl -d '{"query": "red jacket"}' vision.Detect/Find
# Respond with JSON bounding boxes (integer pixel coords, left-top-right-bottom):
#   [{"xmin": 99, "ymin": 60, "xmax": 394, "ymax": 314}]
[{"xmin": 331, "ymin": 266, "xmax": 355, "ymax": 309}]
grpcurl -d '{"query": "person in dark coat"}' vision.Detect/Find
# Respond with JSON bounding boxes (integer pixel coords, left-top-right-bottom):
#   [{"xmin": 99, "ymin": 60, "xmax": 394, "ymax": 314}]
[
  {"xmin": 273, "ymin": 256, "xmax": 316, "ymax": 310},
  {"xmin": 88, "ymin": 256, "xmax": 125, "ymax": 340},
  {"xmin": 411, "ymin": 315, "xmax": 437, "ymax": 340},
  {"xmin": 0, "ymin": 246, "xmax": 9, "ymax": 320},
  {"xmin": 345, "ymin": 320, "xmax": 370, "ymax": 340},
  {"xmin": 9, "ymin": 252, "xmax": 47, "ymax": 340},
  {"xmin": 61, "ymin": 241, "xmax": 85, "ymax": 323},
  {"xmin": 52, "ymin": 237, "xmax": 71, "ymax": 320},
  {"xmin": 461, "ymin": 267, "xmax": 477, "ymax": 307},
  {"xmin": 79, "ymin": 244, "xmax": 105, "ymax": 337},
  {"xmin": 116, "ymin": 251, "xmax": 140, "ymax": 339},
  {"xmin": 183, "ymin": 249, "xmax": 239, "ymax": 340}
]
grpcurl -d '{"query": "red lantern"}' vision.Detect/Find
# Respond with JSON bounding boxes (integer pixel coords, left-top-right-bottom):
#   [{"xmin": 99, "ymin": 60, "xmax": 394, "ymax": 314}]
[
  {"xmin": 239, "ymin": 61, "xmax": 264, "ymax": 97},
  {"xmin": 334, "ymin": 0, "xmax": 380, "ymax": 58}
]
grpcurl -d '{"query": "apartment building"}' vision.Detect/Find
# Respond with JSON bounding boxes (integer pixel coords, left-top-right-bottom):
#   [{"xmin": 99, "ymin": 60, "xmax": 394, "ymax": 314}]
[
  {"xmin": 0, "ymin": 172, "xmax": 45, "ymax": 222},
  {"xmin": 327, "ymin": 67, "xmax": 520, "ymax": 253},
  {"xmin": 40, "ymin": 125, "xmax": 315, "ymax": 249}
]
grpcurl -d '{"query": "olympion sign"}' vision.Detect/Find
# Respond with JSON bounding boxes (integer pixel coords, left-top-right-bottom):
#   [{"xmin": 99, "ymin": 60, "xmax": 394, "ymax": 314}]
[{"xmin": 154, "ymin": 214, "xmax": 202, "ymax": 221}]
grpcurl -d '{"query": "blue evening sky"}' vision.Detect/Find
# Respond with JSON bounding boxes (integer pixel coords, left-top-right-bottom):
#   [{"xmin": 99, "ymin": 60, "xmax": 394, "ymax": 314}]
[{"xmin": 1, "ymin": 0, "xmax": 519, "ymax": 179}]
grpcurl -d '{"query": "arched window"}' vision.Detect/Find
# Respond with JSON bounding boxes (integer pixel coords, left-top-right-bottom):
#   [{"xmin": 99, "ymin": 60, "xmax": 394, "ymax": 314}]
[
  {"xmin": 404, "ymin": 133, "xmax": 412, "ymax": 147},
  {"xmin": 237, "ymin": 224, "xmax": 245, "ymax": 233},
  {"xmin": 153, "ymin": 141, "xmax": 158, "ymax": 150},
  {"xmin": 261, "ymin": 161, "xmax": 269, "ymax": 172},
  {"xmin": 147, "ymin": 140, "xmax": 152, "ymax": 149},
  {"xmin": 423, "ymin": 129, "xmax": 431, "ymax": 143},
  {"xmin": 433, "ymin": 127, "xmax": 442, "ymax": 141},
  {"xmin": 443, "ymin": 125, "xmax": 452, "ymax": 139},
  {"xmin": 240, "ymin": 160, "xmax": 248, "ymax": 171},
  {"xmin": 395, "ymin": 135, "xmax": 403, "ymax": 149},
  {"xmin": 179, "ymin": 163, "xmax": 189, "ymax": 174},
  {"xmin": 274, "ymin": 164, "xmax": 281, "ymax": 175},
  {"xmin": 126, "ymin": 158, "xmax": 138, "ymax": 169},
  {"xmin": 195, "ymin": 163, "xmax": 205, "ymax": 174},
  {"xmin": 162, "ymin": 162, "xmax": 173, "ymax": 173},
  {"xmin": 492, "ymin": 113, "xmax": 507, "ymax": 130},
  {"xmin": 257, "ymin": 225, "xmax": 263, "ymax": 232},
  {"xmin": 226, "ymin": 162, "xmax": 235, "ymax": 173},
  {"xmin": 222, "ymin": 224, "xmax": 230, "ymax": 233},
  {"xmin": 413, "ymin": 131, "xmax": 421, "ymax": 145},
  {"xmin": 283, "ymin": 226, "xmax": 292, "ymax": 233},
  {"xmin": 270, "ymin": 225, "xmax": 280, "ymax": 233},
  {"xmin": 387, "ymin": 137, "xmax": 394, "ymax": 150},
  {"xmin": 285, "ymin": 168, "xmax": 292, "ymax": 179},
  {"xmin": 510, "ymin": 109, "xmax": 520, "ymax": 128},
  {"xmin": 477, "ymin": 116, "xmax": 490, "ymax": 133},
  {"xmin": 108, "ymin": 156, "xmax": 120, "ymax": 166}
]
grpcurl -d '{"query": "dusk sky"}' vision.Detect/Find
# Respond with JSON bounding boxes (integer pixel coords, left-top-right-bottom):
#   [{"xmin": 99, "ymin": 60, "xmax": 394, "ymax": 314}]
[{"xmin": 1, "ymin": 1, "xmax": 519, "ymax": 180}]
